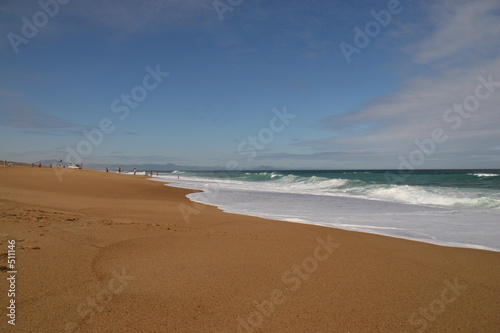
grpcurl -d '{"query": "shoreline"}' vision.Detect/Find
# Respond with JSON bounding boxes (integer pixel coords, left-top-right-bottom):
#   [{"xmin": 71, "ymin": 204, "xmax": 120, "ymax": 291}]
[
  {"xmin": 148, "ymin": 173, "xmax": 500, "ymax": 253},
  {"xmin": 1, "ymin": 167, "xmax": 499, "ymax": 332}
]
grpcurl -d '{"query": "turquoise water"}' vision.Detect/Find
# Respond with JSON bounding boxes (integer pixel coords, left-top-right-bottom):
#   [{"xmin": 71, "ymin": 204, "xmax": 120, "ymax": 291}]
[
  {"xmin": 192, "ymin": 169, "xmax": 500, "ymax": 189},
  {"xmin": 145, "ymin": 169, "xmax": 500, "ymax": 251},
  {"xmin": 167, "ymin": 169, "xmax": 500, "ymax": 210}
]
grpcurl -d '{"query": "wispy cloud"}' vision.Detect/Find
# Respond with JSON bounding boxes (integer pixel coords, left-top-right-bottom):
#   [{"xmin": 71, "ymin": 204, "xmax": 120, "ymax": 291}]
[
  {"xmin": 3, "ymin": 148, "xmax": 67, "ymax": 162},
  {"xmin": 0, "ymin": 0, "xmax": 215, "ymax": 51},
  {"xmin": 298, "ymin": 1, "xmax": 500, "ymax": 166},
  {"xmin": 71, "ymin": 0, "xmax": 213, "ymax": 34},
  {"xmin": 1, "ymin": 105, "xmax": 78, "ymax": 131},
  {"xmin": 257, "ymin": 147, "xmax": 500, "ymax": 169},
  {"xmin": 0, "ymin": 92, "xmax": 85, "ymax": 136},
  {"xmin": 410, "ymin": 0, "xmax": 500, "ymax": 66}
]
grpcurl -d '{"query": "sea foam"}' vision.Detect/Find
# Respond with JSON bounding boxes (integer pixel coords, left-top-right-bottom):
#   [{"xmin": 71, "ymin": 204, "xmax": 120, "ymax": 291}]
[{"xmin": 150, "ymin": 170, "xmax": 500, "ymax": 252}]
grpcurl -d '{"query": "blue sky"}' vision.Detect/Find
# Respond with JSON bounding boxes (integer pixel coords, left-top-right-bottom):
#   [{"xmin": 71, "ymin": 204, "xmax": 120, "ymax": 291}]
[{"xmin": 1, "ymin": 0, "xmax": 499, "ymax": 169}]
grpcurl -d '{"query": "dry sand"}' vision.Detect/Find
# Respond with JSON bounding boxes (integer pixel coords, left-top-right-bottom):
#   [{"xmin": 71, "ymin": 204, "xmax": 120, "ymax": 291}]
[{"xmin": 0, "ymin": 167, "xmax": 499, "ymax": 332}]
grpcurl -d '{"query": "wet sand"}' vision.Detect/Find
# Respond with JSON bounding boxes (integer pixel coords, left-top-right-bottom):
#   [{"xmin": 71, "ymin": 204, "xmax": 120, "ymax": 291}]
[{"xmin": 0, "ymin": 167, "xmax": 499, "ymax": 332}]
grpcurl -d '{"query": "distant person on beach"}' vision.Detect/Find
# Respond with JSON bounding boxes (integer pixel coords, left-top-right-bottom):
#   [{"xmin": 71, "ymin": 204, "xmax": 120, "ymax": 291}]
[
  {"xmin": 106, "ymin": 167, "xmax": 109, "ymax": 172},
  {"xmin": 118, "ymin": 167, "xmax": 121, "ymax": 173},
  {"xmin": 32, "ymin": 163, "xmax": 35, "ymax": 167},
  {"xmin": 134, "ymin": 168, "xmax": 137, "ymax": 175},
  {"xmin": 38, "ymin": 162, "xmax": 41, "ymax": 167}
]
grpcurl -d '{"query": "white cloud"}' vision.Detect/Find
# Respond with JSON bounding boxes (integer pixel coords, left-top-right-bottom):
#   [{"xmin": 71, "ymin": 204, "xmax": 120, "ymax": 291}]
[
  {"xmin": 301, "ymin": 1, "xmax": 500, "ymax": 167},
  {"xmin": 411, "ymin": 0, "xmax": 500, "ymax": 65}
]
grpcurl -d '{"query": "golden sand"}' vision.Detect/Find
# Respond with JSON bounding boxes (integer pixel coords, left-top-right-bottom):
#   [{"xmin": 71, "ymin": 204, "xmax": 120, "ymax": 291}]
[{"xmin": 0, "ymin": 167, "xmax": 499, "ymax": 332}]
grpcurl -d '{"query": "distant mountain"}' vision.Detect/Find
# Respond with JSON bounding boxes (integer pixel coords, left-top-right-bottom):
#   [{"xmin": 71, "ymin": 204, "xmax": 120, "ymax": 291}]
[
  {"xmin": 84, "ymin": 163, "xmax": 225, "ymax": 171},
  {"xmin": 249, "ymin": 165, "xmax": 280, "ymax": 170},
  {"xmin": 84, "ymin": 163, "xmax": 282, "ymax": 172},
  {"xmin": 29, "ymin": 159, "xmax": 284, "ymax": 171}
]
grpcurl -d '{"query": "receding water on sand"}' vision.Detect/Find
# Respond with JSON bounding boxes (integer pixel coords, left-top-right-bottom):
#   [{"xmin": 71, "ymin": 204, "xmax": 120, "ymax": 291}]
[{"xmin": 148, "ymin": 170, "xmax": 500, "ymax": 252}]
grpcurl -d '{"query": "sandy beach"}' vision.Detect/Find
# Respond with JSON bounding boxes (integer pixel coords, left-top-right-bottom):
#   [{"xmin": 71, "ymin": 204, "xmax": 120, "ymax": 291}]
[{"xmin": 0, "ymin": 167, "xmax": 499, "ymax": 333}]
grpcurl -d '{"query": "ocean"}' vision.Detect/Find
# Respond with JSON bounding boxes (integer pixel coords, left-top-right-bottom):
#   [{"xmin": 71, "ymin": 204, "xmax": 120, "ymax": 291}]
[{"xmin": 146, "ymin": 169, "xmax": 500, "ymax": 252}]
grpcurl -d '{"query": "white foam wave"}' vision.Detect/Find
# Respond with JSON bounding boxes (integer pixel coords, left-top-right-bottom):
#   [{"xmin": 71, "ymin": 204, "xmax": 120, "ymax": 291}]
[
  {"xmin": 351, "ymin": 185, "xmax": 500, "ymax": 209},
  {"xmin": 159, "ymin": 172, "xmax": 500, "ymax": 210},
  {"xmin": 150, "ymin": 173, "xmax": 500, "ymax": 252},
  {"xmin": 468, "ymin": 173, "xmax": 499, "ymax": 177}
]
